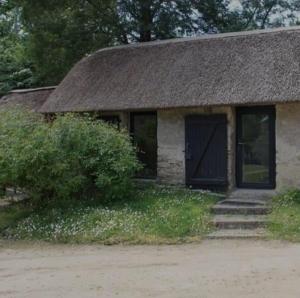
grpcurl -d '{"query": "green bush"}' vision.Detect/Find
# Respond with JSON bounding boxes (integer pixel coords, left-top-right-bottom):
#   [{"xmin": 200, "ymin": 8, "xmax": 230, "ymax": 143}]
[{"xmin": 0, "ymin": 108, "xmax": 140, "ymax": 203}]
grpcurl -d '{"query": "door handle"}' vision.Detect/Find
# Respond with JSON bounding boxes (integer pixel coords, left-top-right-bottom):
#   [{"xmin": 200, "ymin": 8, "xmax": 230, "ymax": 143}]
[{"xmin": 185, "ymin": 143, "xmax": 192, "ymax": 160}]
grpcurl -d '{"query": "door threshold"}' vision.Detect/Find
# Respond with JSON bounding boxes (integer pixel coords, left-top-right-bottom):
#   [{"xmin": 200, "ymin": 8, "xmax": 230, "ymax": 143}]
[{"xmin": 229, "ymin": 188, "xmax": 277, "ymax": 199}]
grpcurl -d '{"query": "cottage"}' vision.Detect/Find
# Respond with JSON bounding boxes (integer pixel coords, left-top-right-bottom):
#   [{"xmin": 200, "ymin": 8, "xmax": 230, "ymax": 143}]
[{"xmin": 39, "ymin": 26, "xmax": 300, "ymax": 191}]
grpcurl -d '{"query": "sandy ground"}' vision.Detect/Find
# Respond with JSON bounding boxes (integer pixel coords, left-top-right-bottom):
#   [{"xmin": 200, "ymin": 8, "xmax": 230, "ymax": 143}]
[{"xmin": 1, "ymin": 240, "xmax": 300, "ymax": 298}]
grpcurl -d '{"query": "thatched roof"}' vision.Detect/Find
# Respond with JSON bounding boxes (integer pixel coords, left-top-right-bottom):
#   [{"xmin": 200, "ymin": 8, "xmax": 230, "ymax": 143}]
[
  {"xmin": 1, "ymin": 87, "xmax": 56, "ymax": 112},
  {"xmin": 40, "ymin": 26, "xmax": 300, "ymax": 113}
]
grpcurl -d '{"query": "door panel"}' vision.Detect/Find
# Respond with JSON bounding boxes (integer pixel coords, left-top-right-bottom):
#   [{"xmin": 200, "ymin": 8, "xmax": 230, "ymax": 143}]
[
  {"xmin": 185, "ymin": 115, "xmax": 228, "ymax": 189},
  {"xmin": 236, "ymin": 106, "xmax": 276, "ymax": 189}
]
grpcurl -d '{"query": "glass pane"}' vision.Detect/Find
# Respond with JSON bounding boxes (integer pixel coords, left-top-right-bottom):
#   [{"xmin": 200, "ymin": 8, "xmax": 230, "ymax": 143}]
[
  {"xmin": 132, "ymin": 113, "xmax": 157, "ymax": 178},
  {"xmin": 241, "ymin": 113, "xmax": 270, "ymax": 184}
]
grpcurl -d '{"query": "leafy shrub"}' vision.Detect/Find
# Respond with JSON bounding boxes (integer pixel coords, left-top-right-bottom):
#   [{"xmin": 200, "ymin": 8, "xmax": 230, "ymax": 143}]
[{"xmin": 0, "ymin": 108, "xmax": 140, "ymax": 203}]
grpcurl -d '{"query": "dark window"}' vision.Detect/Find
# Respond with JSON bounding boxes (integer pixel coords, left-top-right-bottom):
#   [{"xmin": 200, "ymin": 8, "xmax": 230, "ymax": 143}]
[
  {"xmin": 130, "ymin": 112, "xmax": 157, "ymax": 179},
  {"xmin": 97, "ymin": 115, "xmax": 120, "ymax": 128}
]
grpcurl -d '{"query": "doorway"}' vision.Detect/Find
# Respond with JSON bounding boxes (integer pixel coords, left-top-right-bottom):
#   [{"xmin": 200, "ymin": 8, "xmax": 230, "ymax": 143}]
[
  {"xmin": 236, "ymin": 106, "xmax": 276, "ymax": 189},
  {"xmin": 185, "ymin": 115, "xmax": 228, "ymax": 190}
]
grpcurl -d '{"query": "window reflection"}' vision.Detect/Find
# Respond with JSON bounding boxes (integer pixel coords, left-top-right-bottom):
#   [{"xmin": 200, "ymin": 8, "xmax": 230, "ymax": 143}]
[{"xmin": 241, "ymin": 114, "xmax": 270, "ymax": 184}]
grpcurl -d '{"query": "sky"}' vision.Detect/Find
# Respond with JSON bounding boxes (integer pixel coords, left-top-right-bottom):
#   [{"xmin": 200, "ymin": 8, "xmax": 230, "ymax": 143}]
[{"xmin": 230, "ymin": 0, "xmax": 243, "ymax": 10}]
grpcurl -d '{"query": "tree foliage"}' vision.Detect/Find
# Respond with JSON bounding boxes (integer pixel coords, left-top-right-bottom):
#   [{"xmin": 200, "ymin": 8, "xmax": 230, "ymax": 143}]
[
  {"xmin": 239, "ymin": 0, "xmax": 296, "ymax": 29},
  {"xmin": 116, "ymin": 0, "xmax": 195, "ymax": 42},
  {"xmin": 0, "ymin": 1, "xmax": 35, "ymax": 96},
  {"xmin": 16, "ymin": 0, "xmax": 119, "ymax": 85}
]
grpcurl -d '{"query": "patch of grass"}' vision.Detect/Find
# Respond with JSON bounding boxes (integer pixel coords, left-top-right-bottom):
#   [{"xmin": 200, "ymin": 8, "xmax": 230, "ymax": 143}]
[
  {"xmin": 0, "ymin": 203, "xmax": 32, "ymax": 232},
  {"xmin": 1, "ymin": 187, "xmax": 217, "ymax": 244},
  {"xmin": 267, "ymin": 189, "xmax": 300, "ymax": 241}
]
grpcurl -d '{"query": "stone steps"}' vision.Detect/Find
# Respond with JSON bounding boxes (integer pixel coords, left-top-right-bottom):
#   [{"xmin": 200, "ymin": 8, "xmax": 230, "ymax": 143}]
[
  {"xmin": 218, "ymin": 199, "xmax": 267, "ymax": 206},
  {"xmin": 213, "ymin": 215, "xmax": 267, "ymax": 229},
  {"xmin": 212, "ymin": 204, "xmax": 270, "ymax": 215},
  {"xmin": 207, "ymin": 190, "xmax": 273, "ymax": 239},
  {"xmin": 207, "ymin": 228, "xmax": 267, "ymax": 240}
]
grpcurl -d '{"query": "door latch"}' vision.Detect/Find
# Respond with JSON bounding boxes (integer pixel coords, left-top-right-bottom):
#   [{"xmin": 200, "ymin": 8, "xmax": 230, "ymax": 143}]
[{"xmin": 185, "ymin": 142, "xmax": 192, "ymax": 160}]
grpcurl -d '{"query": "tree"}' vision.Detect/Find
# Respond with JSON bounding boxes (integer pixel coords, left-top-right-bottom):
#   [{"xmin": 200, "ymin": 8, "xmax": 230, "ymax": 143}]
[
  {"xmin": 0, "ymin": 0, "xmax": 35, "ymax": 96},
  {"xmin": 191, "ymin": 0, "xmax": 295, "ymax": 33},
  {"xmin": 239, "ymin": 0, "xmax": 294, "ymax": 30},
  {"xmin": 191, "ymin": 0, "xmax": 243, "ymax": 33},
  {"xmin": 116, "ymin": 0, "xmax": 194, "ymax": 42},
  {"xmin": 17, "ymin": 0, "xmax": 119, "ymax": 85}
]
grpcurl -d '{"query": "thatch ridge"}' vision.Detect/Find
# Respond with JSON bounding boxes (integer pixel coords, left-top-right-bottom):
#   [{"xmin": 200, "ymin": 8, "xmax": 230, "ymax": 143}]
[
  {"xmin": 8, "ymin": 86, "xmax": 57, "ymax": 94},
  {"xmin": 92, "ymin": 25, "xmax": 300, "ymax": 53}
]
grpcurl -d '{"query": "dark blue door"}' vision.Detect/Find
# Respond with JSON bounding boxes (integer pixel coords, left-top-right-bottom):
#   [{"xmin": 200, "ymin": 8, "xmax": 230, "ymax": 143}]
[{"xmin": 185, "ymin": 115, "xmax": 228, "ymax": 190}]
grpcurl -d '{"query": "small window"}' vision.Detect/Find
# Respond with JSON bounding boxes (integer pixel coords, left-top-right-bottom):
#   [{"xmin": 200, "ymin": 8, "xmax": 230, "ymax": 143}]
[
  {"xmin": 97, "ymin": 115, "xmax": 121, "ymax": 128},
  {"xmin": 130, "ymin": 112, "xmax": 157, "ymax": 179}
]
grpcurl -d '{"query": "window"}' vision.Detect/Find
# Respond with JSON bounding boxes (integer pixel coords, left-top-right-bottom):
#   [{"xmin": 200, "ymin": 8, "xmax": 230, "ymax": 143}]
[
  {"xmin": 97, "ymin": 115, "xmax": 121, "ymax": 129},
  {"xmin": 130, "ymin": 112, "xmax": 157, "ymax": 179}
]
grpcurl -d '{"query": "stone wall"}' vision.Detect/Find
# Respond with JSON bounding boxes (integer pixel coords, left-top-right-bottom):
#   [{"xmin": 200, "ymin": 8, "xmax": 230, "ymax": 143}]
[
  {"xmin": 97, "ymin": 104, "xmax": 300, "ymax": 191},
  {"xmin": 157, "ymin": 107, "xmax": 235, "ymax": 188},
  {"xmin": 276, "ymin": 103, "xmax": 300, "ymax": 190}
]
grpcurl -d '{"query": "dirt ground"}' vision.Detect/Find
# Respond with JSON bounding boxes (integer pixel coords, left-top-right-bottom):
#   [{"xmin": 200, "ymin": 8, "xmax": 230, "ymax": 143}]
[{"xmin": 1, "ymin": 240, "xmax": 300, "ymax": 298}]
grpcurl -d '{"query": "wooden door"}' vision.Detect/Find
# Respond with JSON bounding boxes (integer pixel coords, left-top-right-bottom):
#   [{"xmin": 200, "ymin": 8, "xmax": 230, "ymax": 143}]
[{"xmin": 185, "ymin": 115, "xmax": 228, "ymax": 190}]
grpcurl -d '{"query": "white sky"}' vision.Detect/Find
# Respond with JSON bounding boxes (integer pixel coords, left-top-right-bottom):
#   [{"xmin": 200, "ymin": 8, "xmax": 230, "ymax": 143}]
[{"xmin": 229, "ymin": 0, "xmax": 243, "ymax": 10}]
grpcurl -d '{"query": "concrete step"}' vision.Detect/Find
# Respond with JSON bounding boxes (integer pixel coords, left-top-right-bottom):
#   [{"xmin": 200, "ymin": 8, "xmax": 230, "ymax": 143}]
[
  {"xmin": 212, "ymin": 205, "xmax": 270, "ymax": 215},
  {"xmin": 228, "ymin": 189, "xmax": 276, "ymax": 200},
  {"xmin": 218, "ymin": 199, "xmax": 267, "ymax": 206},
  {"xmin": 207, "ymin": 228, "xmax": 267, "ymax": 239},
  {"xmin": 212, "ymin": 215, "xmax": 267, "ymax": 229}
]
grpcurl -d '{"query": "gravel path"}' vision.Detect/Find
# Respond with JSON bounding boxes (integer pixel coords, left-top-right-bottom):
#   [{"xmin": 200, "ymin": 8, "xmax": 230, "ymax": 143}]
[{"xmin": 0, "ymin": 240, "xmax": 300, "ymax": 298}]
